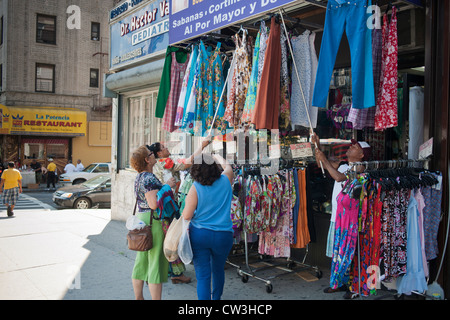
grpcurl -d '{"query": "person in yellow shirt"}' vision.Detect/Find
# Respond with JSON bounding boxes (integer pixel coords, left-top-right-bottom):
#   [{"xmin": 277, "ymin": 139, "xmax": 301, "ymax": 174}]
[
  {"xmin": 46, "ymin": 158, "xmax": 57, "ymax": 190},
  {"xmin": 0, "ymin": 162, "xmax": 23, "ymax": 217}
]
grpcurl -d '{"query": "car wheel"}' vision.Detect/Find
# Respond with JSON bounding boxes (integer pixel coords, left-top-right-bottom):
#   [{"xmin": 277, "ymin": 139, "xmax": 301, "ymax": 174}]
[
  {"xmin": 74, "ymin": 197, "xmax": 91, "ymax": 209},
  {"xmin": 73, "ymin": 179, "xmax": 86, "ymax": 185}
]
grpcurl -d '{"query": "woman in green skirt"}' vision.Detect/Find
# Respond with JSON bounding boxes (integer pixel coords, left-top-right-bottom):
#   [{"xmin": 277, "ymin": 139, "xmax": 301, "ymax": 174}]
[{"xmin": 130, "ymin": 145, "xmax": 176, "ymax": 300}]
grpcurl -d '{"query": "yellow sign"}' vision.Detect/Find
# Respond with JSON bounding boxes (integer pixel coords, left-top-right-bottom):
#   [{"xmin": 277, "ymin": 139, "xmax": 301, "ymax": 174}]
[{"xmin": 0, "ymin": 105, "xmax": 86, "ymax": 136}]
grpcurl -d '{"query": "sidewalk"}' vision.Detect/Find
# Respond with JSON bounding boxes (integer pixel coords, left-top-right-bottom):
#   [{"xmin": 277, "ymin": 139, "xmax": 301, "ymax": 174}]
[{"xmin": 0, "ymin": 208, "xmax": 393, "ymax": 300}]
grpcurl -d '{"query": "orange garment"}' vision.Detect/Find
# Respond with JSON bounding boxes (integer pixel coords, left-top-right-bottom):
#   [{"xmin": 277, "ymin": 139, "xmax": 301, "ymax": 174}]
[
  {"xmin": 251, "ymin": 17, "xmax": 281, "ymax": 129},
  {"xmin": 291, "ymin": 168, "xmax": 310, "ymax": 248}
]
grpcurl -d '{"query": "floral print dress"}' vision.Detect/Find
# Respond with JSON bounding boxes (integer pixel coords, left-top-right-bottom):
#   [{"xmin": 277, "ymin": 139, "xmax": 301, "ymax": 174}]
[
  {"xmin": 375, "ymin": 7, "xmax": 398, "ymax": 131},
  {"xmin": 241, "ymin": 31, "xmax": 261, "ymax": 125},
  {"xmin": 224, "ymin": 33, "xmax": 251, "ymax": 127},
  {"xmin": 193, "ymin": 41, "xmax": 226, "ymax": 136}
]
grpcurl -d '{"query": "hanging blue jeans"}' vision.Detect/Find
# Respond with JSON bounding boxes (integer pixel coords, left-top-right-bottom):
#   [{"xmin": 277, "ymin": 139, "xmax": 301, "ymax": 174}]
[
  {"xmin": 189, "ymin": 225, "xmax": 233, "ymax": 300},
  {"xmin": 312, "ymin": 0, "xmax": 375, "ymax": 109}
]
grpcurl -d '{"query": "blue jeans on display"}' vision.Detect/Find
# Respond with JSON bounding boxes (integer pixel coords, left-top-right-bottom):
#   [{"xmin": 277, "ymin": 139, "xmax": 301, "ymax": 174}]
[
  {"xmin": 312, "ymin": 0, "xmax": 375, "ymax": 109},
  {"xmin": 189, "ymin": 225, "xmax": 233, "ymax": 300}
]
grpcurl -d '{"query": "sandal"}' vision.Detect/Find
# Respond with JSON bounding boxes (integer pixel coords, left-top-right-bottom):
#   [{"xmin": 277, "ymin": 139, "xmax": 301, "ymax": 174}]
[
  {"xmin": 171, "ymin": 274, "xmax": 191, "ymax": 284},
  {"xmin": 323, "ymin": 285, "xmax": 347, "ymax": 293},
  {"xmin": 343, "ymin": 291, "xmax": 360, "ymax": 299}
]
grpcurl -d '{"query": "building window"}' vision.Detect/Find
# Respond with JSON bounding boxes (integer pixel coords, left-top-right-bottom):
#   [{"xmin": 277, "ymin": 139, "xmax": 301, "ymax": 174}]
[
  {"xmin": 91, "ymin": 22, "xmax": 100, "ymax": 41},
  {"xmin": 36, "ymin": 63, "xmax": 55, "ymax": 93},
  {"xmin": 119, "ymin": 91, "xmax": 189, "ymax": 169},
  {"xmin": 36, "ymin": 14, "xmax": 56, "ymax": 45},
  {"xmin": 90, "ymin": 68, "xmax": 99, "ymax": 88}
]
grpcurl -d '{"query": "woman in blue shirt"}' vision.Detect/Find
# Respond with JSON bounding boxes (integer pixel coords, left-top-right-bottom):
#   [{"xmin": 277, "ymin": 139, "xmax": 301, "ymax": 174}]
[{"xmin": 182, "ymin": 153, "xmax": 234, "ymax": 300}]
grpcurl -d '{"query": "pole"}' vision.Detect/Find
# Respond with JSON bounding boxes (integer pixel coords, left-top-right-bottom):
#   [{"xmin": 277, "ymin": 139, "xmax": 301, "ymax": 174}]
[{"xmin": 278, "ymin": 10, "xmax": 326, "ymax": 177}]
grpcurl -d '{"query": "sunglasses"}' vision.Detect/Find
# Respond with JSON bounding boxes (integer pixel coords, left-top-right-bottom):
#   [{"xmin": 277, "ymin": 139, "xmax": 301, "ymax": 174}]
[{"xmin": 145, "ymin": 145, "xmax": 154, "ymax": 157}]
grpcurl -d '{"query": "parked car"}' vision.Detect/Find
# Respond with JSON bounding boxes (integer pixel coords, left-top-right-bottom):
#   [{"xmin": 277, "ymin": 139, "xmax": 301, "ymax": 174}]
[
  {"xmin": 52, "ymin": 175, "xmax": 111, "ymax": 209},
  {"xmin": 59, "ymin": 162, "xmax": 111, "ymax": 185}
]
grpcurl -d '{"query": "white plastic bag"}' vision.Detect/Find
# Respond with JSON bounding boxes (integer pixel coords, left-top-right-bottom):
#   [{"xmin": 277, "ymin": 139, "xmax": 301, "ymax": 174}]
[
  {"xmin": 178, "ymin": 218, "xmax": 193, "ymax": 264},
  {"xmin": 163, "ymin": 217, "xmax": 183, "ymax": 262},
  {"xmin": 126, "ymin": 215, "xmax": 146, "ymax": 231}
]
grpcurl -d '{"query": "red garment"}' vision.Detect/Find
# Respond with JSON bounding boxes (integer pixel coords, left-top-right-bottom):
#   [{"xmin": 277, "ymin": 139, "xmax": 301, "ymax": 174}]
[{"xmin": 375, "ymin": 7, "xmax": 398, "ymax": 131}]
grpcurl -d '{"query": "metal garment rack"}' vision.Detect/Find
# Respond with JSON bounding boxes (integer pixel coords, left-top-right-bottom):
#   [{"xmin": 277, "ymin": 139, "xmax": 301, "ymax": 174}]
[
  {"xmin": 347, "ymin": 158, "xmax": 431, "ymax": 299},
  {"xmin": 226, "ymin": 163, "xmax": 322, "ymax": 294}
]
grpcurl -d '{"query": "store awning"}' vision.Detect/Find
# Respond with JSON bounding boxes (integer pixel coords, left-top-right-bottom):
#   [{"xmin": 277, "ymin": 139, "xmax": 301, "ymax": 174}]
[{"xmin": 0, "ymin": 105, "xmax": 87, "ymax": 136}]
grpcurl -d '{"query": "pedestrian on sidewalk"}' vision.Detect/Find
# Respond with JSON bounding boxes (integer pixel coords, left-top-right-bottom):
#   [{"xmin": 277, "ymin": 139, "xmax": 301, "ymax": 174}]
[
  {"xmin": 181, "ymin": 153, "xmax": 234, "ymax": 300},
  {"xmin": 46, "ymin": 158, "xmax": 57, "ymax": 190},
  {"xmin": 64, "ymin": 160, "xmax": 76, "ymax": 174},
  {"xmin": 130, "ymin": 145, "xmax": 177, "ymax": 300},
  {"xmin": 0, "ymin": 162, "xmax": 23, "ymax": 217},
  {"xmin": 30, "ymin": 159, "xmax": 42, "ymax": 185},
  {"xmin": 147, "ymin": 137, "xmax": 211, "ymax": 285}
]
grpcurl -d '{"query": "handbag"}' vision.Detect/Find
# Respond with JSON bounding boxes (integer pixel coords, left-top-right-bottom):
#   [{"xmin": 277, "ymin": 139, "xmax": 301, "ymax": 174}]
[
  {"xmin": 163, "ymin": 217, "xmax": 183, "ymax": 262},
  {"xmin": 127, "ymin": 197, "xmax": 153, "ymax": 252}
]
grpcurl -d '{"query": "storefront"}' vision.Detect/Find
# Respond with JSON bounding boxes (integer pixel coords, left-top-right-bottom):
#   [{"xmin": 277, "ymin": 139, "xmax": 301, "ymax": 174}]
[
  {"xmin": 0, "ymin": 105, "xmax": 87, "ymax": 175},
  {"xmin": 106, "ymin": 0, "xmax": 449, "ymax": 298}
]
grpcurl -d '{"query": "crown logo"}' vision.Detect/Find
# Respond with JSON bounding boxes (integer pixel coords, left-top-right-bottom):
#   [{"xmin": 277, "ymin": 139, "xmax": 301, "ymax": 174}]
[
  {"xmin": 12, "ymin": 114, "xmax": 24, "ymax": 120},
  {"xmin": 3, "ymin": 114, "xmax": 9, "ymax": 117}
]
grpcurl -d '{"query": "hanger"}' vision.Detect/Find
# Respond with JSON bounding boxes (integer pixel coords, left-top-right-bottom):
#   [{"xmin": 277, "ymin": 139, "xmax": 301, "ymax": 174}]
[{"xmin": 385, "ymin": 0, "xmax": 392, "ymax": 15}]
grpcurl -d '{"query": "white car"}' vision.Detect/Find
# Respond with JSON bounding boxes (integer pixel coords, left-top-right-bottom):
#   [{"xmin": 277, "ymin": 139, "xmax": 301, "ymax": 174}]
[{"xmin": 59, "ymin": 162, "xmax": 111, "ymax": 185}]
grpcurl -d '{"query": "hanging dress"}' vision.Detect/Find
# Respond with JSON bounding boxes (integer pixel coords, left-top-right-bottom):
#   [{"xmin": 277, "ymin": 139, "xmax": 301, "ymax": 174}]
[
  {"xmin": 162, "ymin": 52, "xmax": 190, "ymax": 132},
  {"xmin": 181, "ymin": 45, "xmax": 201, "ymax": 135},
  {"xmin": 309, "ymin": 31, "xmax": 319, "ymax": 129},
  {"xmin": 252, "ymin": 17, "xmax": 281, "ymax": 130},
  {"xmin": 279, "ymin": 32, "xmax": 291, "ymax": 130},
  {"xmin": 397, "ymin": 190, "xmax": 428, "ymax": 295},
  {"xmin": 193, "ymin": 41, "xmax": 225, "ymax": 136},
  {"xmin": 175, "ymin": 46, "xmax": 196, "ymax": 127},
  {"xmin": 257, "ymin": 21, "xmax": 269, "ymax": 84},
  {"xmin": 375, "ymin": 6, "xmax": 398, "ymax": 131},
  {"xmin": 241, "ymin": 30, "xmax": 261, "ymax": 125},
  {"xmin": 291, "ymin": 167, "xmax": 310, "ymax": 249},
  {"xmin": 224, "ymin": 32, "xmax": 251, "ymax": 127},
  {"xmin": 290, "ymin": 30, "xmax": 312, "ymax": 128}
]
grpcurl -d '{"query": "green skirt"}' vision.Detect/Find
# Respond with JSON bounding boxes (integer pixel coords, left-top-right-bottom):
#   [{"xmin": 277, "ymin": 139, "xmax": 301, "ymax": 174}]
[{"xmin": 131, "ymin": 211, "xmax": 169, "ymax": 284}]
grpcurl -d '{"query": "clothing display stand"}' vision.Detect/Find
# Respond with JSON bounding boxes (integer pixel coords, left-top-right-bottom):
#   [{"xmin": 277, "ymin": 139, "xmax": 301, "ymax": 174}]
[
  {"xmin": 226, "ymin": 162, "xmax": 322, "ymax": 294},
  {"xmin": 347, "ymin": 158, "xmax": 431, "ymax": 300}
]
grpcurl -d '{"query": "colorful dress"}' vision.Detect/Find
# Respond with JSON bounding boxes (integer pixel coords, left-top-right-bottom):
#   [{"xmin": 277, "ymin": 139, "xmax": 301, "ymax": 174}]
[
  {"xmin": 241, "ymin": 30, "xmax": 261, "ymax": 125},
  {"xmin": 224, "ymin": 33, "xmax": 251, "ymax": 127},
  {"xmin": 194, "ymin": 41, "xmax": 226, "ymax": 136},
  {"xmin": 329, "ymin": 180, "xmax": 360, "ymax": 290}
]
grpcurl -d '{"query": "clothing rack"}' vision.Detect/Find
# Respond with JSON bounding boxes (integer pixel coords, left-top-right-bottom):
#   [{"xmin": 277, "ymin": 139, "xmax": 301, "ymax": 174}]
[
  {"xmin": 348, "ymin": 158, "xmax": 430, "ymax": 169},
  {"xmin": 226, "ymin": 161, "xmax": 322, "ymax": 294},
  {"xmin": 344, "ymin": 158, "xmax": 436, "ymax": 300}
]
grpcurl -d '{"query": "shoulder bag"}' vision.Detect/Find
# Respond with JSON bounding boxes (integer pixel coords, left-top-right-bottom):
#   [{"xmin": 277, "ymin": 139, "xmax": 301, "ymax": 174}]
[{"xmin": 127, "ymin": 195, "xmax": 153, "ymax": 252}]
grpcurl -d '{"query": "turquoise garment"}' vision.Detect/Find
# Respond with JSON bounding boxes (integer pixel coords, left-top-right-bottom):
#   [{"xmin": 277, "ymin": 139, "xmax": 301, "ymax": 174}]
[
  {"xmin": 192, "ymin": 175, "xmax": 233, "ymax": 232},
  {"xmin": 181, "ymin": 46, "xmax": 201, "ymax": 134},
  {"xmin": 241, "ymin": 30, "xmax": 261, "ymax": 124},
  {"xmin": 194, "ymin": 41, "xmax": 226, "ymax": 136}
]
